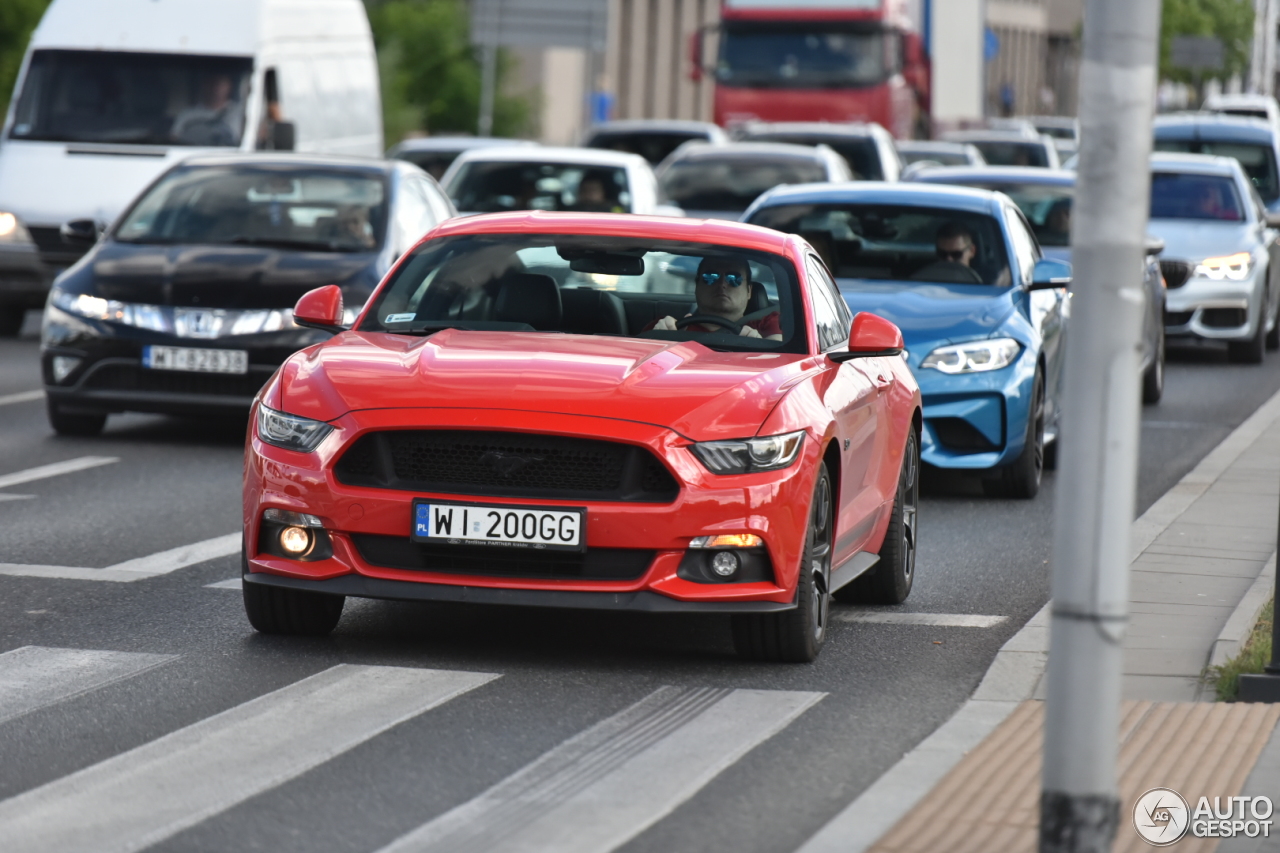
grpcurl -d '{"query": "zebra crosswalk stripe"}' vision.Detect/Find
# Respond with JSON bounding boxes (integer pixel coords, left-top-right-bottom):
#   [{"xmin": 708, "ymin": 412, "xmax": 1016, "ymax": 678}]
[
  {"xmin": 0, "ymin": 664, "xmax": 499, "ymax": 853},
  {"xmin": 378, "ymin": 685, "xmax": 824, "ymax": 853},
  {"xmin": 0, "ymin": 646, "xmax": 177, "ymax": 727}
]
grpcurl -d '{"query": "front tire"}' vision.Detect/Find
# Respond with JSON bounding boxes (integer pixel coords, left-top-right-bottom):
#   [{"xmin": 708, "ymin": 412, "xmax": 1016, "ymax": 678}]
[
  {"xmin": 242, "ymin": 549, "xmax": 344, "ymax": 636},
  {"xmin": 732, "ymin": 462, "xmax": 833, "ymax": 663},
  {"xmin": 983, "ymin": 371, "xmax": 1044, "ymax": 499},
  {"xmin": 1142, "ymin": 325, "xmax": 1165, "ymax": 404},
  {"xmin": 46, "ymin": 400, "xmax": 107, "ymax": 436},
  {"xmin": 837, "ymin": 428, "xmax": 919, "ymax": 605}
]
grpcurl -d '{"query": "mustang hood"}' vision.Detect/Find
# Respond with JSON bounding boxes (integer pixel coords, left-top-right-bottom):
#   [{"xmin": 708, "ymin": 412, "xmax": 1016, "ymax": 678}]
[
  {"xmin": 835, "ymin": 280, "xmax": 1018, "ymax": 348},
  {"xmin": 275, "ymin": 330, "xmax": 815, "ymax": 440}
]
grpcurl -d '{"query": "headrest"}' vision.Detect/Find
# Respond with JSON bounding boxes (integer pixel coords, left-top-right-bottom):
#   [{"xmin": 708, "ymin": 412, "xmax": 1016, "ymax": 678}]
[
  {"xmin": 494, "ymin": 273, "xmax": 562, "ymax": 330},
  {"xmin": 560, "ymin": 288, "xmax": 628, "ymax": 335},
  {"xmin": 745, "ymin": 281, "xmax": 771, "ymax": 313}
]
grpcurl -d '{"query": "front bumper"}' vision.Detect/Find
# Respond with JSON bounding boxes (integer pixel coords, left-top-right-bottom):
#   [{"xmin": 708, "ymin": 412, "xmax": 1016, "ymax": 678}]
[
  {"xmin": 1163, "ymin": 272, "xmax": 1262, "ymax": 342},
  {"xmin": 244, "ymin": 408, "xmax": 827, "ymax": 609}
]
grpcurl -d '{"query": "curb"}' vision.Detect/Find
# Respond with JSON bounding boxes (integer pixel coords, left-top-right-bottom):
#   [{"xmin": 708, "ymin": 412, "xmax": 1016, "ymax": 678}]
[
  {"xmin": 1207, "ymin": 553, "xmax": 1275, "ymax": 670},
  {"xmin": 795, "ymin": 383, "xmax": 1280, "ymax": 853}
]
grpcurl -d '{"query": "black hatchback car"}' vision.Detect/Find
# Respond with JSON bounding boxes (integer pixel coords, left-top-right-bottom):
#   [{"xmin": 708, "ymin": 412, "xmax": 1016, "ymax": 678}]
[{"xmin": 41, "ymin": 154, "xmax": 454, "ymax": 435}]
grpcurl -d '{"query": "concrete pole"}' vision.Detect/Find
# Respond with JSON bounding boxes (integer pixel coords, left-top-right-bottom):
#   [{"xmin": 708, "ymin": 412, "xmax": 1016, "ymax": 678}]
[
  {"xmin": 1252, "ymin": 0, "xmax": 1269, "ymax": 93},
  {"xmin": 478, "ymin": 42, "xmax": 498, "ymax": 137},
  {"xmin": 1265, "ymin": 0, "xmax": 1280, "ymax": 97},
  {"xmin": 1039, "ymin": 2, "xmax": 1161, "ymax": 852}
]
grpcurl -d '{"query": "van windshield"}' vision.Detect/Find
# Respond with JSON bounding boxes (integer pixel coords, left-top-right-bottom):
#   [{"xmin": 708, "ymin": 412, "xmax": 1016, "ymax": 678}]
[{"xmin": 9, "ymin": 50, "xmax": 253, "ymax": 147}]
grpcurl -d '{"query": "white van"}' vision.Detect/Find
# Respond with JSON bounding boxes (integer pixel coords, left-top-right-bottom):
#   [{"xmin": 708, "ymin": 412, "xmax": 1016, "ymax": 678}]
[{"xmin": 0, "ymin": 0, "xmax": 382, "ymax": 334}]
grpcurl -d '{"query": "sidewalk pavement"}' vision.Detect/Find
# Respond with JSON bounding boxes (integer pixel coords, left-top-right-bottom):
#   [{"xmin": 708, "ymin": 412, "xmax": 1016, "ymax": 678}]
[{"xmin": 799, "ymin": 388, "xmax": 1280, "ymax": 853}]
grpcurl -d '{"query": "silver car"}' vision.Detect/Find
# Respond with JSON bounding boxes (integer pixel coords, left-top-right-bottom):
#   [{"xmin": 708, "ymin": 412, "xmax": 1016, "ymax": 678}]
[{"xmin": 1149, "ymin": 152, "xmax": 1280, "ymax": 363}]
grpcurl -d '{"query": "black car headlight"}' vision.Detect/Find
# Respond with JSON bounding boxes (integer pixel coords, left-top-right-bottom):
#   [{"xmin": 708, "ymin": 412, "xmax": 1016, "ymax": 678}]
[
  {"xmin": 256, "ymin": 404, "xmax": 333, "ymax": 452},
  {"xmin": 691, "ymin": 430, "xmax": 805, "ymax": 475}
]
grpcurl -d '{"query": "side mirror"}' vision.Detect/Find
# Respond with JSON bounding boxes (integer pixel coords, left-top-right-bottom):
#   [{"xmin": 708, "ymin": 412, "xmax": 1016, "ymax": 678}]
[
  {"xmin": 1144, "ymin": 236, "xmax": 1165, "ymax": 256},
  {"xmin": 1265, "ymin": 211, "xmax": 1280, "ymax": 229},
  {"xmin": 1027, "ymin": 257, "xmax": 1072, "ymax": 291},
  {"xmin": 829, "ymin": 312, "xmax": 904, "ymax": 361},
  {"xmin": 272, "ymin": 120, "xmax": 296, "ymax": 151},
  {"xmin": 293, "ymin": 285, "xmax": 345, "ymax": 333},
  {"xmin": 60, "ymin": 218, "xmax": 98, "ymax": 246}
]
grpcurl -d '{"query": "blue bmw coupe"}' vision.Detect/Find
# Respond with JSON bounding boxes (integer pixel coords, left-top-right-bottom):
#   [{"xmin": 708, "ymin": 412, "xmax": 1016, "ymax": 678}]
[{"xmin": 744, "ymin": 183, "xmax": 1070, "ymax": 498}]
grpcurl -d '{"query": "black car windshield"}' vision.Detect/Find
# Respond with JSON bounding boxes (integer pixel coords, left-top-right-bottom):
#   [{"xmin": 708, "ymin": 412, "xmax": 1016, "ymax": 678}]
[
  {"xmin": 717, "ymin": 23, "xmax": 891, "ymax": 88},
  {"xmin": 952, "ymin": 183, "xmax": 1074, "ymax": 247},
  {"xmin": 393, "ymin": 151, "xmax": 462, "ymax": 181},
  {"xmin": 1153, "ymin": 139, "xmax": 1280, "ymax": 202},
  {"xmin": 359, "ymin": 233, "xmax": 805, "ymax": 353},
  {"xmin": 748, "ymin": 203, "xmax": 1013, "ymax": 286},
  {"xmin": 1150, "ymin": 172, "xmax": 1246, "ymax": 221},
  {"xmin": 447, "ymin": 162, "xmax": 632, "ymax": 213},
  {"xmin": 9, "ymin": 50, "xmax": 252, "ymax": 146},
  {"xmin": 660, "ymin": 156, "xmax": 828, "ymax": 212},
  {"xmin": 899, "ymin": 147, "xmax": 972, "ymax": 166},
  {"xmin": 969, "ymin": 141, "xmax": 1050, "ymax": 168},
  {"xmin": 114, "ymin": 166, "xmax": 388, "ymax": 251},
  {"xmin": 745, "ymin": 134, "xmax": 883, "ymax": 179},
  {"xmin": 585, "ymin": 132, "xmax": 705, "ymax": 165}
]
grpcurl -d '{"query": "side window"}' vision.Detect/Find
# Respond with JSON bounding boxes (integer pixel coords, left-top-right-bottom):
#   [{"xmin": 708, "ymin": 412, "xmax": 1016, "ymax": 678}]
[
  {"xmin": 392, "ymin": 178, "xmax": 434, "ymax": 255},
  {"xmin": 806, "ymin": 257, "xmax": 844, "ymax": 350},
  {"xmin": 1006, "ymin": 207, "xmax": 1040, "ymax": 284},
  {"xmin": 812, "ymin": 257, "xmax": 852, "ymax": 331}
]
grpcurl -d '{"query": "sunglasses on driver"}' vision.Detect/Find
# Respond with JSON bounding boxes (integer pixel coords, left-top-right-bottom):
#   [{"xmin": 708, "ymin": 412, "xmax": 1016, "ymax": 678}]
[{"xmin": 697, "ymin": 271, "xmax": 745, "ymax": 287}]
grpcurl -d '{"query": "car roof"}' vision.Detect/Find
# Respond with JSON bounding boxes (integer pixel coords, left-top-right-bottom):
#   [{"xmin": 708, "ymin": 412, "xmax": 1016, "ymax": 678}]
[
  {"xmin": 1149, "ymin": 151, "xmax": 1243, "ymax": 176},
  {"xmin": 896, "ymin": 140, "xmax": 974, "ymax": 152},
  {"xmin": 909, "ymin": 166, "xmax": 1075, "ymax": 186},
  {"xmin": 1205, "ymin": 93, "xmax": 1277, "ymax": 110},
  {"xmin": 450, "ymin": 145, "xmax": 650, "ymax": 168},
  {"xmin": 424, "ymin": 210, "xmax": 795, "ymax": 255},
  {"xmin": 738, "ymin": 121, "xmax": 887, "ymax": 140},
  {"xmin": 171, "ymin": 152, "xmax": 394, "ymax": 174},
  {"xmin": 388, "ymin": 137, "xmax": 537, "ymax": 155},
  {"xmin": 1153, "ymin": 112, "xmax": 1275, "ymax": 142},
  {"xmin": 943, "ymin": 129, "xmax": 1048, "ymax": 144},
  {"xmin": 666, "ymin": 141, "xmax": 831, "ymax": 163},
  {"xmin": 749, "ymin": 181, "xmax": 1005, "ymax": 215},
  {"xmin": 585, "ymin": 119, "xmax": 722, "ymax": 135}
]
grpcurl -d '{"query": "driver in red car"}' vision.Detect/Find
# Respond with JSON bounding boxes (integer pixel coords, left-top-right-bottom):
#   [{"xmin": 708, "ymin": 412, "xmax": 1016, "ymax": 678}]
[{"xmin": 650, "ymin": 256, "xmax": 783, "ymax": 340}]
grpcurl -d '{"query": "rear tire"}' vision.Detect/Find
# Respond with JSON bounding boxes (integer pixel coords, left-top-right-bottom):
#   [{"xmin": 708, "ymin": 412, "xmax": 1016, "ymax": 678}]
[
  {"xmin": 46, "ymin": 400, "xmax": 106, "ymax": 436},
  {"xmin": 242, "ymin": 550, "xmax": 344, "ymax": 636},
  {"xmin": 982, "ymin": 371, "xmax": 1044, "ymax": 499},
  {"xmin": 732, "ymin": 463, "xmax": 833, "ymax": 663},
  {"xmin": 836, "ymin": 429, "xmax": 918, "ymax": 605},
  {"xmin": 1228, "ymin": 313, "xmax": 1266, "ymax": 364},
  {"xmin": 1142, "ymin": 326, "xmax": 1165, "ymax": 404}
]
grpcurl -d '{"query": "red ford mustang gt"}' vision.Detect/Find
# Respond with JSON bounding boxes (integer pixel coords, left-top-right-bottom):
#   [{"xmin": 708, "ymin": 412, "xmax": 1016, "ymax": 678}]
[{"xmin": 241, "ymin": 212, "xmax": 921, "ymax": 661}]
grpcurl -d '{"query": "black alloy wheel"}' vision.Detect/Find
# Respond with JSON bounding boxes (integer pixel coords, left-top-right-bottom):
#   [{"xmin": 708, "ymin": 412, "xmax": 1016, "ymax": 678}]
[
  {"xmin": 1142, "ymin": 324, "xmax": 1165, "ymax": 404},
  {"xmin": 984, "ymin": 370, "xmax": 1044, "ymax": 499},
  {"xmin": 46, "ymin": 400, "xmax": 107, "ymax": 437},
  {"xmin": 241, "ymin": 547, "xmax": 345, "ymax": 636},
  {"xmin": 732, "ymin": 462, "xmax": 833, "ymax": 663},
  {"xmin": 838, "ymin": 428, "xmax": 918, "ymax": 605}
]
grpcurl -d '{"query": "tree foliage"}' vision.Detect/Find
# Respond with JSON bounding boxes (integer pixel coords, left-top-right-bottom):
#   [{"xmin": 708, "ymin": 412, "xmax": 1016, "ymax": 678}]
[
  {"xmin": 0, "ymin": 0, "xmax": 51, "ymax": 118},
  {"xmin": 1160, "ymin": 0, "xmax": 1255, "ymax": 83},
  {"xmin": 366, "ymin": 0, "xmax": 534, "ymax": 144}
]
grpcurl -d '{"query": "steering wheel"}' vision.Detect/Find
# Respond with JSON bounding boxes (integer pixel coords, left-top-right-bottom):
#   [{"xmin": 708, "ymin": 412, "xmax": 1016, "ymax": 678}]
[{"xmin": 676, "ymin": 314, "xmax": 743, "ymax": 334}]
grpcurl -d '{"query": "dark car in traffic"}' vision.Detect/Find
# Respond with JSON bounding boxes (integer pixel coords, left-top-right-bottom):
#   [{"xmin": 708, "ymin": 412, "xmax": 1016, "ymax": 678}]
[{"xmin": 40, "ymin": 154, "xmax": 454, "ymax": 435}]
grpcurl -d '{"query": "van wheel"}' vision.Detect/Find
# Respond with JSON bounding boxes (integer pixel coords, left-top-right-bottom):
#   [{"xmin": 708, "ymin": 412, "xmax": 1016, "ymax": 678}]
[
  {"xmin": 836, "ymin": 429, "xmax": 918, "ymax": 605},
  {"xmin": 47, "ymin": 400, "xmax": 107, "ymax": 436}
]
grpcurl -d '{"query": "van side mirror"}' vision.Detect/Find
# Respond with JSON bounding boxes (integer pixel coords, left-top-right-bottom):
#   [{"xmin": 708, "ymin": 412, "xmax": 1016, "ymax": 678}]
[
  {"xmin": 272, "ymin": 121, "xmax": 296, "ymax": 151},
  {"xmin": 293, "ymin": 285, "xmax": 345, "ymax": 333},
  {"xmin": 1027, "ymin": 258, "xmax": 1071, "ymax": 291},
  {"xmin": 829, "ymin": 312, "xmax": 904, "ymax": 361},
  {"xmin": 60, "ymin": 219, "xmax": 98, "ymax": 246}
]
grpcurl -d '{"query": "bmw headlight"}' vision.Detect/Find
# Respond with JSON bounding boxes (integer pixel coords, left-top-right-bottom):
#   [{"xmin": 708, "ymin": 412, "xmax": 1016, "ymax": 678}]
[
  {"xmin": 920, "ymin": 338, "xmax": 1021, "ymax": 374},
  {"xmin": 0, "ymin": 211, "xmax": 33, "ymax": 245},
  {"xmin": 691, "ymin": 430, "xmax": 805, "ymax": 475},
  {"xmin": 256, "ymin": 404, "xmax": 334, "ymax": 452},
  {"xmin": 1193, "ymin": 252, "xmax": 1252, "ymax": 281}
]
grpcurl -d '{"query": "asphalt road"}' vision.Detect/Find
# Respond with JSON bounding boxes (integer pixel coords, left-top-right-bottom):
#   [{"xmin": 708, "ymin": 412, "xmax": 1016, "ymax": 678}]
[{"xmin": 0, "ymin": 318, "xmax": 1276, "ymax": 853}]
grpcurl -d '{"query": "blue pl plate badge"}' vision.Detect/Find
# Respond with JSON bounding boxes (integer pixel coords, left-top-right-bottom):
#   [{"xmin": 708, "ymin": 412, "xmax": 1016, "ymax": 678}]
[{"xmin": 415, "ymin": 504, "xmax": 431, "ymax": 536}]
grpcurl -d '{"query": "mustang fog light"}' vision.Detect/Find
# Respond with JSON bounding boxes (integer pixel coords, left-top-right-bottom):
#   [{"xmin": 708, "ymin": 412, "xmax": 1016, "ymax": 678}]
[
  {"xmin": 51, "ymin": 356, "xmax": 81, "ymax": 383},
  {"xmin": 710, "ymin": 551, "xmax": 740, "ymax": 578},
  {"xmin": 690, "ymin": 534, "xmax": 764, "ymax": 549},
  {"xmin": 278, "ymin": 525, "xmax": 314, "ymax": 556},
  {"xmin": 259, "ymin": 508, "xmax": 332, "ymax": 561}
]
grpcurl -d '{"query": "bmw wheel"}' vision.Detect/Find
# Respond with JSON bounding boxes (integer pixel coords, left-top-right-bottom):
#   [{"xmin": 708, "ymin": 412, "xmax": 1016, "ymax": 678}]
[
  {"xmin": 838, "ymin": 428, "xmax": 918, "ymax": 605},
  {"xmin": 732, "ymin": 462, "xmax": 833, "ymax": 663},
  {"xmin": 1142, "ymin": 325, "xmax": 1165, "ymax": 404},
  {"xmin": 984, "ymin": 371, "xmax": 1044, "ymax": 499}
]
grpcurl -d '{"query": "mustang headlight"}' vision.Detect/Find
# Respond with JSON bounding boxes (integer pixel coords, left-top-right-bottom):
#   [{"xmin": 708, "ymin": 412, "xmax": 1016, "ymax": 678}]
[
  {"xmin": 256, "ymin": 404, "xmax": 333, "ymax": 452},
  {"xmin": 0, "ymin": 211, "xmax": 33, "ymax": 244},
  {"xmin": 920, "ymin": 338, "xmax": 1021, "ymax": 374},
  {"xmin": 1194, "ymin": 252, "xmax": 1252, "ymax": 281},
  {"xmin": 691, "ymin": 430, "xmax": 805, "ymax": 475}
]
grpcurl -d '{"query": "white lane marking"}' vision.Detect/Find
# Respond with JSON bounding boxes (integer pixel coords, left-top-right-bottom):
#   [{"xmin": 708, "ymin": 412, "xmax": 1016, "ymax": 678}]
[
  {"xmin": 0, "ymin": 533, "xmax": 240, "ymax": 582},
  {"xmin": 0, "ymin": 664, "xmax": 498, "ymax": 853},
  {"xmin": 0, "ymin": 456, "xmax": 118, "ymax": 491},
  {"xmin": 378, "ymin": 685, "xmax": 824, "ymax": 853},
  {"xmin": 836, "ymin": 612, "xmax": 1008, "ymax": 628},
  {"xmin": 0, "ymin": 389, "xmax": 43, "ymax": 407},
  {"xmin": 204, "ymin": 578, "xmax": 241, "ymax": 590},
  {"xmin": 0, "ymin": 494, "xmax": 33, "ymax": 502},
  {"xmin": 0, "ymin": 647, "xmax": 176, "ymax": 727}
]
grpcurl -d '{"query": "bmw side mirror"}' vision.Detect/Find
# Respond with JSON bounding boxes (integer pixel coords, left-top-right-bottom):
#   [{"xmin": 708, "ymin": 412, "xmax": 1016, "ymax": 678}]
[
  {"xmin": 293, "ymin": 285, "xmax": 345, "ymax": 333},
  {"xmin": 60, "ymin": 218, "xmax": 98, "ymax": 246},
  {"xmin": 1027, "ymin": 258, "xmax": 1071, "ymax": 291},
  {"xmin": 829, "ymin": 312, "xmax": 904, "ymax": 362}
]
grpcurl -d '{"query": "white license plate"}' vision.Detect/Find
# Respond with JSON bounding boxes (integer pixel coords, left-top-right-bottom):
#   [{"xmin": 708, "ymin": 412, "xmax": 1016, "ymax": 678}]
[
  {"xmin": 412, "ymin": 501, "xmax": 585, "ymax": 551},
  {"xmin": 143, "ymin": 346, "xmax": 248, "ymax": 374}
]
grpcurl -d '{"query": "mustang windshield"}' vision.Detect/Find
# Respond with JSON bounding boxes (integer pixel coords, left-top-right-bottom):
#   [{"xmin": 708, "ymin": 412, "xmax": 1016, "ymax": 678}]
[
  {"xmin": 748, "ymin": 204, "xmax": 1013, "ymax": 286},
  {"xmin": 360, "ymin": 234, "xmax": 805, "ymax": 353},
  {"xmin": 114, "ymin": 166, "xmax": 388, "ymax": 252}
]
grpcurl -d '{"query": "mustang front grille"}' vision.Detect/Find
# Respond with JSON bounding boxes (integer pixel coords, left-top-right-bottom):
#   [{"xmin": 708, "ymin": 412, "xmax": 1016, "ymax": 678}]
[{"xmin": 335, "ymin": 429, "xmax": 680, "ymax": 502}]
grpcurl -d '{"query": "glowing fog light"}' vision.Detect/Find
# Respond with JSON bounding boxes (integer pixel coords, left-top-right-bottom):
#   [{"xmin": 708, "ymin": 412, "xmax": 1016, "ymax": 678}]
[
  {"xmin": 51, "ymin": 356, "xmax": 81, "ymax": 383},
  {"xmin": 710, "ymin": 551, "xmax": 740, "ymax": 578},
  {"xmin": 278, "ymin": 525, "xmax": 314, "ymax": 556}
]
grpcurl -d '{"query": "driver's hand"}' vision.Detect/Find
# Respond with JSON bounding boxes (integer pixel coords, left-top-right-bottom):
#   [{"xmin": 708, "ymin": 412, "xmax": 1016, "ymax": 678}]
[
  {"xmin": 653, "ymin": 315, "xmax": 677, "ymax": 331},
  {"xmin": 739, "ymin": 325, "xmax": 762, "ymax": 338}
]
